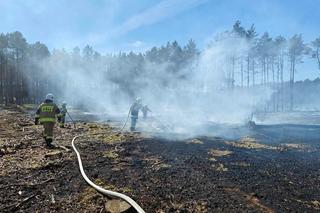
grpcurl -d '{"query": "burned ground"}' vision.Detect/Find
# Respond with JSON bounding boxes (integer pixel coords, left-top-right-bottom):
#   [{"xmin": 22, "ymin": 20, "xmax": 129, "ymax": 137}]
[{"xmin": 0, "ymin": 108, "xmax": 319, "ymax": 212}]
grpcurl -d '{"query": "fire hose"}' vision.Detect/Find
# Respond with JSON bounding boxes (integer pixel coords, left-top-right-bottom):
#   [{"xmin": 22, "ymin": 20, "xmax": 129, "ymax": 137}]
[
  {"xmin": 119, "ymin": 108, "xmax": 132, "ymax": 132},
  {"xmin": 66, "ymin": 111, "xmax": 76, "ymax": 128},
  {"xmin": 71, "ymin": 135, "xmax": 145, "ymax": 213}
]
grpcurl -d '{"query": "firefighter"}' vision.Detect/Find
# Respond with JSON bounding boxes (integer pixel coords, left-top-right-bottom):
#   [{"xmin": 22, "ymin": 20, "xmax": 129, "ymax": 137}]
[
  {"xmin": 130, "ymin": 97, "xmax": 143, "ymax": 132},
  {"xmin": 141, "ymin": 105, "xmax": 151, "ymax": 119},
  {"xmin": 35, "ymin": 94, "xmax": 61, "ymax": 148},
  {"xmin": 59, "ymin": 102, "xmax": 67, "ymax": 128}
]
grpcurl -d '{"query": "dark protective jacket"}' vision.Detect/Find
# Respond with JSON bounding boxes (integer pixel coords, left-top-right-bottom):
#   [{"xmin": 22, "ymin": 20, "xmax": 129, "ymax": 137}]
[
  {"xmin": 141, "ymin": 106, "xmax": 151, "ymax": 114},
  {"xmin": 61, "ymin": 105, "xmax": 67, "ymax": 116},
  {"xmin": 35, "ymin": 100, "xmax": 61, "ymax": 123},
  {"xmin": 130, "ymin": 102, "xmax": 143, "ymax": 118},
  {"xmin": 141, "ymin": 105, "xmax": 151, "ymax": 118}
]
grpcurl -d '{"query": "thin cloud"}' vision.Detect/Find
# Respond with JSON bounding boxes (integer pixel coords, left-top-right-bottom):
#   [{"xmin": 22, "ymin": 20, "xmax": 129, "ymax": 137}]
[
  {"xmin": 131, "ymin": 40, "xmax": 145, "ymax": 48},
  {"xmin": 116, "ymin": 0, "xmax": 208, "ymax": 35},
  {"xmin": 87, "ymin": 0, "xmax": 208, "ymax": 46}
]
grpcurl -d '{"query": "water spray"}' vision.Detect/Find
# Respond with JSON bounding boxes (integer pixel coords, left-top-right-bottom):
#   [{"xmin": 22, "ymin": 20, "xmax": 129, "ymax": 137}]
[
  {"xmin": 67, "ymin": 111, "xmax": 76, "ymax": 128},
  {"xmin": 150, "ymin": 114, "xmax": 172, "ymax": 132}
]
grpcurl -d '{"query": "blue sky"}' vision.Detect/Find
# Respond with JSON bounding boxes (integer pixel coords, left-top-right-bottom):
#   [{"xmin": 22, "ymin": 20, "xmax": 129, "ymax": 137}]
[{"xmin": 0, "ymin": 0, "xmax": 319, "ymax": 79}]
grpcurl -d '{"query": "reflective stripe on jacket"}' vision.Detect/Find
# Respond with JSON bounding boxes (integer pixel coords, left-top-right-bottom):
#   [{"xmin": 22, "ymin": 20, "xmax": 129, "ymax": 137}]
[{"xmin": 36, "ymin": 101, "xmax": 60, "ymax": 123}]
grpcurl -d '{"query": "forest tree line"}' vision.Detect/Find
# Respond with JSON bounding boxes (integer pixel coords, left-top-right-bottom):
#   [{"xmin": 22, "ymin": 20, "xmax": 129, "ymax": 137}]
[{"xmin": 0, "ymin": 21, "xmax": 320, "ymax": 111}]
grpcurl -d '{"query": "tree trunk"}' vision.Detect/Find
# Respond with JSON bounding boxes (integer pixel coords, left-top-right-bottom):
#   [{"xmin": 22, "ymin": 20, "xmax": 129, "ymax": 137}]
[
  {"xmin": 231, "ymin": 56, "xmax": 235, "ymax": 90},
  {"xmin": 280, "ymin": 54, "xmax": 284, "ymax": 111},
  {"xmin": 317, "ymin": 48, "xmax": 320, "ymax": 72},
  {"xmin": 272, "ymin": 60, "xmax": 275, "ymax": 83},
  {"xmin": 266, "ymin": 58, "xmax": 269, "ymax": 84},
  {"xmin": 247, "ymin": 56, "xmax": 250, "ymax": 87},
  {"xmin": 241, "ymin": 57, "xmax": 243, "ymax": 87},
  {"xmin": 263, "ymin": 58, "xmax": 266, "ymax": 85},
  {"xmin": 16, "ymin": 50, "xmax": 20, "ymax": 105},
  {"xmin": 252, "ymin": 58, "xmax": 255, "ymax": 86},
  {"xmin": 272, "ymin": 60, "xmax": 275, "ymax": 111},
  {"xmin": 261, "ymin": 59, "xmax": 264, "ymax": 85},
  {"xmin": 276, "ymin": 58, "xmax": 280, "ymax": 112},
  {"xmin": 290, "ymin": 58, "xmax": 295, "ymax": 111},
  {"xmin": 0, "ymin": 54, "xmax": 3, "ymax": 104}
]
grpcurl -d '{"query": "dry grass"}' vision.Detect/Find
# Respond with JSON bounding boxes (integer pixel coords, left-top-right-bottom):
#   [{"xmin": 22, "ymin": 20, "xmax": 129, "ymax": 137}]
[
  {"xmin": 103, "ymin": 150, "xmax": 119, "ymax": 159},
  {"xmin": 226, "ymin": 137, "xmax": 276, "ymax": 150},
  {"xmin": 208, "ymin": 149, "xmax": 232, "ymax": 157},
  {"xmin": 213, "ymin": 163, "xmax": 228, "ymax": 172},
  {"xmin": 144, "ymin": 156, "xmax": 172, "ymax": 171},
  {"xmin": 225, "ymin": 187, "xmax": 274, "ymax": 213},
  {"xmin": 230, "ymin": 162, "xmax": 251, "ymax": 167},
  {"xmin": 296, "ymin": 199, "xmax": 320, "ymax": 210},
  {"xmin": 280, "ymin": 143, "xmax": 308, "ymax": 150},
  {"xmin": 186, "ymin": 139, "xmax": 204, "ymax": 144},
  {"xmin": 78, "ymin": 178, "xmax": 133, "ymax": 206}
]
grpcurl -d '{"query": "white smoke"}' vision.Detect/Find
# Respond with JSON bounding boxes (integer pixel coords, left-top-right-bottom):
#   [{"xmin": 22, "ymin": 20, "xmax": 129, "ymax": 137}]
[{"xmin": 36, "ymin": 35, "xmax": 273, "ymax": 136}]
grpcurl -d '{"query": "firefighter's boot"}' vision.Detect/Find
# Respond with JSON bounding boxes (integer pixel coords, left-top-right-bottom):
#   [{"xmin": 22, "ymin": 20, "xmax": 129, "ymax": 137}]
[{"xmin": 45, "ymin": 138, "xmax": 54, "ymax": 148}]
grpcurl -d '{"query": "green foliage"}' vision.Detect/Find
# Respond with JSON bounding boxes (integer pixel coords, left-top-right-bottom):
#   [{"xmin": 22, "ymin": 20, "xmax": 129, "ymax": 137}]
[
  {"xmin": 288, "ymin": 34, "xmax": 306, "ymax": 62},
  {"xmin": 311, "ymin": 37, "xmax": 320, "ymax": 71},
  {"xmin": 0, "ymin": 23, "xmax": 319, "ymax": 112}
]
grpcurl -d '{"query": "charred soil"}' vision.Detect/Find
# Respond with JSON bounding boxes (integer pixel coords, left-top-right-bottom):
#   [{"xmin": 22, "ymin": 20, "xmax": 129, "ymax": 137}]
[{"xmin": 0, "ymin": 108, "xmax": 319, "ymax": 212}]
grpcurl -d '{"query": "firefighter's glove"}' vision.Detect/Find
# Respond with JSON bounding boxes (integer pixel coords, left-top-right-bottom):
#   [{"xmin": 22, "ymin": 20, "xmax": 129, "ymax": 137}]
[{"xmin": 35, "ymin": 118, "xmax": 39, "ymax": 125}]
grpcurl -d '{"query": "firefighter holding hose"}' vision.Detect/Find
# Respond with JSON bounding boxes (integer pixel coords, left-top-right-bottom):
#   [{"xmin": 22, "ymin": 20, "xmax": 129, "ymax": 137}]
[
  {"xmin": 35, "ymin": 93, "xmax": 61, "ymax": 148},
  {"xmin": 130, "ymin": 97, "xmax": 143, "ymax": 132},
  {"xmin": 59, "ymin": 102, "xmax": 67, "ymax": 128},
  {"xmin": 141, "ymin": 105, "xmax": 151, "ymax": 119}
]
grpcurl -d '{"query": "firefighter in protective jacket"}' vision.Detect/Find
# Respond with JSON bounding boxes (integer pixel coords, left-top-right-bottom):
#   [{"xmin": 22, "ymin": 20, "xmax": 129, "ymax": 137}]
[
  {"xmin": 59, "ymin": 102, "xmax": 67, "ymax": 128},
  {"xmin": 130, "ymin": 97, "xmax": 143, "ymax": 131},
  {"xmin": 35, "ymin": 94, "xmax": 61, "ymax": 148}
]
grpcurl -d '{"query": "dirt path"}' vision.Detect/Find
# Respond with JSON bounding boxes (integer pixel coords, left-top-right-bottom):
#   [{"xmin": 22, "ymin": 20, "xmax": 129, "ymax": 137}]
[{"xmin": 0, "ymin": 108, "xmax": 319, "ymax": 212}]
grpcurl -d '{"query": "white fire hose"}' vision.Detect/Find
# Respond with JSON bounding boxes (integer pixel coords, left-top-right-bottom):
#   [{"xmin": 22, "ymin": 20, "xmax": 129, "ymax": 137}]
[{"xmin": 72, "ymin": 135, "xmax": 145, "ymax": 213}]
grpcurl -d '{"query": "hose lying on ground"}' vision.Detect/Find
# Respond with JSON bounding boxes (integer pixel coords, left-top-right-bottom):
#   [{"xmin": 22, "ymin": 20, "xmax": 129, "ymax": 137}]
[{"xmin": 71, "ymin": 135, "xmax": 145, "ymax": 213}]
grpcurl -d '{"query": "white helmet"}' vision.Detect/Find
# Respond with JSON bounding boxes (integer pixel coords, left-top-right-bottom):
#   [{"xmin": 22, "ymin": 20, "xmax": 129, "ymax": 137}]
[
  {"xmin": 135, "ymin": 97, "xmax": 142, "ymax": 103},
  {"xmin": 62, "ymin": 101, "xmax": 67, "ymax": 106},
  {"xmin": 45, "ymin": 93, "xmax": 54, "ymax": 101}
]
